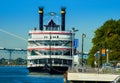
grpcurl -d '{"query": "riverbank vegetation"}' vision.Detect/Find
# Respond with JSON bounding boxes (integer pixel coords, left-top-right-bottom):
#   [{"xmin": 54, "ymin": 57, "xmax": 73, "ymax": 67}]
[
  {"xmin": 0, "ymin": 58, "xmax": 26, "ymax": 65},
  {"xmin": 88, "ymin": 19, "xmax": 120, "ymax": 67}
]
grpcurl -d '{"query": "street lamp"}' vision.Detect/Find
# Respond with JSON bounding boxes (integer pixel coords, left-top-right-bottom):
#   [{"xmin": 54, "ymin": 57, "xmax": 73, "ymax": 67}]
[
  {"xmin": 97, "ymin": 50, "xmax": 100, "ymax": 74},
  {"xmin": 106, "ymin": 49, "xmax": 109, "ymax": 63},
  {"xmin": 81, "ymin": 33, "xmax": 86, "ymax": 67}
]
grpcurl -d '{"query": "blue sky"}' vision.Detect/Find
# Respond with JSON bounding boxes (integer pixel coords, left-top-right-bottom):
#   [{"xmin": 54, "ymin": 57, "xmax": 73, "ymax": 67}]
[{"xmin": 0, "ymin": 0, "xmax": 120, "ymax": 52}]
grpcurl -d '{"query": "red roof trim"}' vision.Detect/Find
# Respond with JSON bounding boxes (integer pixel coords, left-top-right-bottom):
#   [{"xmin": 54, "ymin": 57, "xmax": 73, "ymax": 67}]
[
  {"xmin": 29, "ymin": 32, "xmax": 71, "ymax": 34},
  {"xmin": 27, "ymin": 48, "xmax": 71, "ymax": 51}
]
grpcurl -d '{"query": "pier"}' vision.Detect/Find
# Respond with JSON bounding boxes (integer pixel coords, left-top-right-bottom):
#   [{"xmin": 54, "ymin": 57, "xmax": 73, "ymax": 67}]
[
  {"xmin": 66, "ymin": 67, "xmax": 120, "ymax": 83},
  {"xmin": 67, "ymin": 73, "xmax": 120, "ymax": 83}
]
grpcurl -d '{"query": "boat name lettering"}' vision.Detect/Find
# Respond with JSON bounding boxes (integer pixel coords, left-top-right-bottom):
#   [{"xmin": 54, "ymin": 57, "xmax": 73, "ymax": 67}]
[{"xmin": 44, "ymin": 36, "xmax": 59, "ymax": 39}]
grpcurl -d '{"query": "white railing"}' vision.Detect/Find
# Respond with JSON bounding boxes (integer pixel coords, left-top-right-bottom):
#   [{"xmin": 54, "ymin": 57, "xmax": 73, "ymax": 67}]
[
  {"xmin": 27, "ymin": 55, "xmax": 72, "ymax": 60},
  {"xmin": 27, "ymin": 63, "xmax": 69, "ymax": 67},
  {"xmin": 27, "ymin": 64, "xmax": 44, "ymax": 67}
]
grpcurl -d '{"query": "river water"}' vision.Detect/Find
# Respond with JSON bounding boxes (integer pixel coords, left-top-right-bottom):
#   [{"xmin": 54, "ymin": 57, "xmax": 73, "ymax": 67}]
[{"xmin": 0, "ymin": 66, "xmax": 64, "ymax": 83}]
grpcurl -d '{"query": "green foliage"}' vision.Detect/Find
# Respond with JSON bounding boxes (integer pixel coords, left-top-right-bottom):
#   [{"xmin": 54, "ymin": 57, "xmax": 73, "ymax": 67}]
[{"xmin": 88, "ymin": 19, "xmax": 120, "ymax": 66}]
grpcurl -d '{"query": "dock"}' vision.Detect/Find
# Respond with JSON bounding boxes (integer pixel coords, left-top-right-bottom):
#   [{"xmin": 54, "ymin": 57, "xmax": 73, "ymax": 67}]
[
  {"xmin": 67, "ymin": 73, "xmax": 120, "ymax": 83},
  {"xmin": 66, "ymin": 67, "xmax": 120, "ymax": 83}
]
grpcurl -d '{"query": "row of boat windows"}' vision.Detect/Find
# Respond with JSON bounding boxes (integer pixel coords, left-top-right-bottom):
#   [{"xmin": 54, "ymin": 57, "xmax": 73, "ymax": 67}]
[
  {"xmin": 45, "ymin": 27, "xmax": 60, "ymax": 31},
  {"xmin": 28, "ymin": 41, "xmax": 72, "ymax": 46},
  {"xmin": 29, "ymin": 59, "xmax": 72, "ymax": 65},
  {"xmin": 29, "ymin": 50, "xmax": 71, "ymax": 56}
]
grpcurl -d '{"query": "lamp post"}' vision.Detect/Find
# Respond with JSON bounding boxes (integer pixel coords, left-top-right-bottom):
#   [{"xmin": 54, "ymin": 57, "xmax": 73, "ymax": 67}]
[
  {"xmin": 97, "ymin": 50, "xmax": 100, "ymax": 74},
  {"xmin": 106, "ymin": 49, "xmax": 109, "ymax": 63},
  {"xmin": 81, "ymin": 33, "xmax": 86, "ymax": 67},
  {"xmin": 71, "ymin": 28, "xmax": 78, "ymax": 71}
]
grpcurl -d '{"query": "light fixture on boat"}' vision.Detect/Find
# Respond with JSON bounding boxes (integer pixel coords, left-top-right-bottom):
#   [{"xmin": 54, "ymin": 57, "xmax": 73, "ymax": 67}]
[
  {"xmin": 38, "ymin": 7, "xmax": 44, "ymax": 30},
  {"xmin": 61, "ymin": 7, "xmax": 66, "ymax": 31},
  {"xmin": 49, "ymin": 12, "xmax": 56, "ymax": 16}
]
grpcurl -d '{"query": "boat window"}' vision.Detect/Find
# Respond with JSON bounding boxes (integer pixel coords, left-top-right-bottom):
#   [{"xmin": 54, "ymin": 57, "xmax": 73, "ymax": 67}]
[
  {"xmin": 67, "ymin": 60, "xmax": 72, "ymax": 65},
  {"xmin": 47, "ymin": 51, "xmax": 54, "ymax": 55},
  {"xmin": 40, "ymin": 50, "xmax": 46, "ymax": 55},
  {"xmin": 63, "ymin": 60, "xmax": 67, "ymax": 64},
  {"xmin": 48, "ymin": 59, "xmax": 52, "ymax": 64},
  {"xmin": 64, "ymin": 41, "xmax": 72, "ymax": 46},
  {"xmin": 54, "ymin": 59, "xmax": 62, "ymax": 64},
  {"xmin": 33, "ymin": 59, "xmax": 38, "ymax": 64},
  {"xmin": 39, "ymin": 59, "xmax": 46, "ymax": 64},
  {"xmin": 63, "ymin": 50, "xmax": 70, "ymax": 56},
  {"xmin": 31, "ymin": 50, "xmax": 38, "ymax": 55},
  {"xmin": 56, "ymin": 51, "xmax": 62, "ymax": 55}
]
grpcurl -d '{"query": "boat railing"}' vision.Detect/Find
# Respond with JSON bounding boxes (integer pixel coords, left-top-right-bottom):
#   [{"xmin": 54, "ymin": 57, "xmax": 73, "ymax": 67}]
[
  {"xmin": 28, "ymin": 55, "xmax": 72, "ymax": 59},
  {"xmin": 29, "ymin": 30, "xmax": 72, "ymax": 33}
]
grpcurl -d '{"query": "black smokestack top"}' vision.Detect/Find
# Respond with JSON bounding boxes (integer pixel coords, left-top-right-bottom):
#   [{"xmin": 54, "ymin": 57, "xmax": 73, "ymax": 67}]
[
  {"xmin": 61, "ymin": 7, "xmax": 66, "ymax": 31},
  {"xmin": 38, "ymin": 7, "xmax": 44, "ymax": 30}
]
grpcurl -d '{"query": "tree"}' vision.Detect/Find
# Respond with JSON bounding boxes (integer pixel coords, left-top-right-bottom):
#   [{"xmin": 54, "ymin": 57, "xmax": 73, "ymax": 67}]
[
  {"xmin": 14, "ymin": 58, "xmax": 26, "ymax": 65},
  {"xmin": 88, "ymin": 19, "xmax": 120, "ymax": 66}
]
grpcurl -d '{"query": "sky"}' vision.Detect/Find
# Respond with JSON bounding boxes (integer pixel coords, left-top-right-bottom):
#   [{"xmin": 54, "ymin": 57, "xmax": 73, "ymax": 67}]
[{"xmin": 0, "ymin": 0, "xmax": 120, "ymax": 52}]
